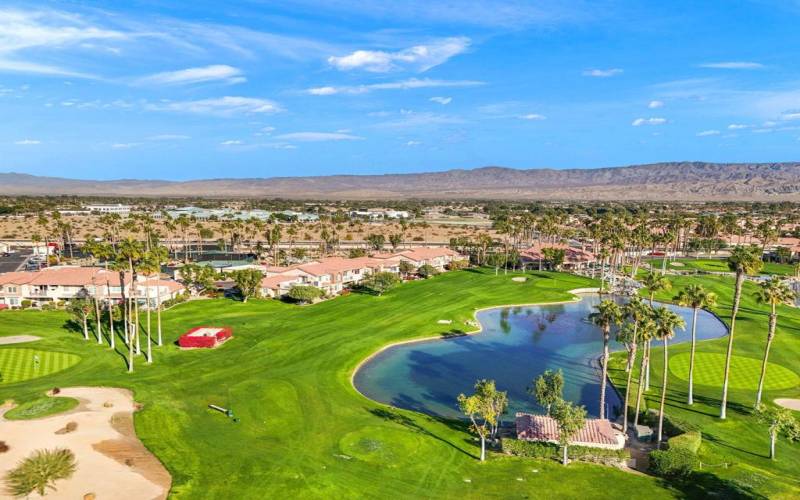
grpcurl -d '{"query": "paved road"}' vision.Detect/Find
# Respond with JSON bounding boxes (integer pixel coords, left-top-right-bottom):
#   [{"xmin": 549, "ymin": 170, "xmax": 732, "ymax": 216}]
[{"xmin": 0, "ymin": 253, "xmax": 30, "ymax": 273}]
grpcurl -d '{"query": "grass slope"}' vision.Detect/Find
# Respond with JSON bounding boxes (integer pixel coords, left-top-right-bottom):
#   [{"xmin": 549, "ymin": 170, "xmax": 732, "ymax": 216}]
[
  {"xmin": 0, "ymin": 270, "xmax": 676, "ymax": 499},
  {"xmin": 609, "ymin": 274, "xmax": 800, "ymax": 498}
]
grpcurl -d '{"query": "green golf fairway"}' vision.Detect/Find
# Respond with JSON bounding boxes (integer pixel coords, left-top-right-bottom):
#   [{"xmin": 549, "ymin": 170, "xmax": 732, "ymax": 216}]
[
  {"xmin": 0, "ymin": 348, "xmax": 81, "ymax": 384},
  {"xmin": 670, "ymin": 352, "xmax": 799, "ymax": 391}
]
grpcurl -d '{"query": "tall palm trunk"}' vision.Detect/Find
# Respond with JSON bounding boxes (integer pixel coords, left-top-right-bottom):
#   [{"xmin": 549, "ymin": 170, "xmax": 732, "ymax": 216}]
[
  {"xmin": 93, "ymin": 294, "xmax": 102, "ymax": 343},
  {"xmin": 720, "ymin": 271, "xmax": 744, "ymax": 419},
  {"xmin": 156, "ymin": 285, "xmax": 163, "ymax": 346},
  {"xmin": 145, "ymin": 281, "xmax": 152, "ymax": 363},
  {"xmin": 622, "ymin": 325, "xmax": 638, "ymax": 434},
  {"xmin": 107, "ymin": 284, "xmax": 115, "ymax": 350},
  {"xmin": 119, "ymin": 272, "xmax": 129, "ymax": 344},
  {"xmin": 633, "ymin": 344, "xmax": 649, "ymax": 429},
  {"xmin": 657, "ymin": 338, "xmax": 669, "ymax": 446},
  {"xmin": 599, "ymin": 329, "xmax": 610, "ymax": 419},
  {"xmin": 82, "ymin": 314, "xmax": 89, "ymax": 340},
  {"xmin": 688, "ymin": 307, "xmax": 698, "ymax": 405},
  {"xmin": 755, "ymin": 308, "xmax": 777, "ymax": 407}
]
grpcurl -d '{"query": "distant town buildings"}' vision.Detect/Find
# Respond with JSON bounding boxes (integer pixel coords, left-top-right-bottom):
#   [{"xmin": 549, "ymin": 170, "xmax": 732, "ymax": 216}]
[
  {"xmin": 159, "ymin": 206, "xmax": 319, "ymax": 222},
  {"xmin": 84, "ymin": 203, "xmax": 132, "ymax": 215}
]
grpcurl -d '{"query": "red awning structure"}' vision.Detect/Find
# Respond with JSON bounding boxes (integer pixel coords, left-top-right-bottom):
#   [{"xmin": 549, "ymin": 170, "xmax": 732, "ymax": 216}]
[{"xmin": 178, "ymin": 327, "xmax": 233, "ymax": 349}]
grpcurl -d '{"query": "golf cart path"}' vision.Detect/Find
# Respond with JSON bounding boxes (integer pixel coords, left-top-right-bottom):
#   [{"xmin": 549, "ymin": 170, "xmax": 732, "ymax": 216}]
[{"xmin": 0, "ymin": 387, "xmax": 171, "ymax": 499}]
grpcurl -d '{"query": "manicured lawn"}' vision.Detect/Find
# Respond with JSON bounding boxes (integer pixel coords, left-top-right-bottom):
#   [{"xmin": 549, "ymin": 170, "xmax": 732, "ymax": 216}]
[
  {"xmin": 0, "ymin": 270, "xmax": 678, "ymax": 499},
  {"xmin": 5, "ymin": 396, "xmax": 79, "ymax": 420},
  {"xmin": 0, "ymin": 348, "xmax": 81, "ymax": 384},
  {"xmin": 609, "ymin": 274, "xmax": 800, "ymax": 498},
  {"xmin": 669, "ymin": 352, "xmax": 799, "ymax": 391},
  {"xmin": 646, "ymin": 258, "xmax": 795, "ymax": 276}
]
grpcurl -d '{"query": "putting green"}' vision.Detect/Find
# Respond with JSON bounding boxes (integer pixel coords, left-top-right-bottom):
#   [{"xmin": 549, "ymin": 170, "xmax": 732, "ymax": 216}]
[
  {"xmin": 670, "ymin": 352, "xmax": 799, "ymax": 391},
  {"xmin": 0, "ymin": 348, "xmax": 81, "ymax": 384}
]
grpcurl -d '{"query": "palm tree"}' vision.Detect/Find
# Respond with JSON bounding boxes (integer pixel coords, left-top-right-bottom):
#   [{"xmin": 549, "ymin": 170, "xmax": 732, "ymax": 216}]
[
  {"xmin": 633, "ymin": 315, "xmax": 656, "ymax": 429},
  {"xmin": 117, "ymin": 238, "xmax": 144, "ymax": 372},
  {"xmin": 589, "ymin": 299, "xmax": 623, "ymax": 418},
  {"xmin": 621, "ymin": 296, "xmax": 650, "ymax": 433},
  {"xmin": 641, "ymin": 272, "xmax": 671, "ymax": 390},
  {"xmin": 674, "ymin": 285, "xmax": 717, "ymax": 405},
  {"xmin": 753, "ymin": 277, "xmax": 795, "ymax": 407},
  {"xmin": 652, "ymin": 307, "xmax": 685, "ymax": 445},
  {"xmin": 149, "ymin": 245, "xmax": 169, "ymax": 346},
  {"xmin": 138, "ymin": 254, "xmax": 161, "ymax": 364},
  {"xmin": 720, "ymin": 245, "xmax": 762, "ymax": 419}
]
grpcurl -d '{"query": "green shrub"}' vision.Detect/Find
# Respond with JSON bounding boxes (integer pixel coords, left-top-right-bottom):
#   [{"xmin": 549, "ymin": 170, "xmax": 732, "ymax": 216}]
[
  {"xmin": 649, "ymin": 447, "xmax": 699, "ymax": 478},
  {"xmin": 640, "ymin": 410, "xmax": 699, "ymax": 437},
  {"xmin": 418, "ymin": 264, "xmax": 439, "ymax": 279},
  {"xmin": 501, "ymin": 439, "xmax": 629, "ymax": 464},
  {"xmin": 4, "ymin": 448, "xmax": 77, "ymax": 497},
  {"xmin": 501, "ymin": 439, "xmax": 558, "ymax": 458},
  {"xmin": 21, "ymin": 300, "xmax": 32, "ymax": 309},
  {"xmin": 446, "ymin": 260, "xmax": 469, "ymax": 271},
  {"xmin": 668, "ymin": 431, "xmax": 702, "ymax": 454}
]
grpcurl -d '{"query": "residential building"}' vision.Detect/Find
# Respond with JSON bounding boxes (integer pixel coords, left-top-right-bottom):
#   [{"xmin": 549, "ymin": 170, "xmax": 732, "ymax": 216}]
[
  {"xmin": 84, "ymin": 204, "xmax": 132, "ymax": 215},
  {"xmin": 520, "ymin": 242, "xmax": 596, "ymax": 270},
  {"xmin": 515, "ymin": 413, "xmax": 625, "ymax": 450},
  {"xmin": 373, "ymin": 247, "xmax": 464, "ymax": 271},
  {"xmin": 0, "ymin": 266, "xmax": 184, "ymax": 308}
]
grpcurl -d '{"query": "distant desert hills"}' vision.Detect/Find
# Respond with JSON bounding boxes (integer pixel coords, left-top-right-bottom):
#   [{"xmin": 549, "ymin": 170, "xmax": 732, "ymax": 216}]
[{"xmin": 2, "ymin": 162, "xmax": 800, "ymax": 201}]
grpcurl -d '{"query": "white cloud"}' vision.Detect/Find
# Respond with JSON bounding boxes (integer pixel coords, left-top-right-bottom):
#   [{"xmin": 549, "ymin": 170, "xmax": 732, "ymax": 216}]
[
  {"xmin": 14, "ymin": 139, "xmax": 40, "ymax": 145},
  {"xmin": 782, "ymin": 112, "xmax": 800, "ymax": 121},
  {"xmin": 261, "ymin": 126, "xmax": 276, "ymax": 134},
  {"xmin": 220, "ymin": 139, "xmax": 243, "ymax": 145},
  {"xmin": 147, "ymin": 134, "xmax": 190, "ymax": 141},
  {"xmin": 728, "ymin": 123, "xmax": 749, "ymax": 130},
  {"xmin": 137, "ymin": 65, "xmax": 245, "ymax": 86},
  {"xmin": 406, "ymin": 140, "xmax": 422, "ymax": 146},
  {"xmin": 632, "ymin": 117, "xmax": 667, "ymax": 126},
  {"xmin": 583, "ymin": 68, "xmax": 623, "ymax": 77},
  {"xmin": 698, "ymin": 61, "xmax": 764, "ymax": 69},
  {"xmin": 519, "ymin": 113, "xmax": 546, "ymax": 120},
  {"xmin": 148, "ymin": 96, "xmax": 282, "ymax": 116},
  {"xmin": 111, "ymin": 142, "xmax": 138, "ymax": 149},
  {"xmin": 0, "ymin": 9, "xmax": 126, "ymax": 78},
  {"xmin": 648, "ymin": 100, "xmax": 664, "ymax": 109},
  {"xmin": 696, "ymin": 129, "xmax": 720, "ymax": 136},
  {"xmin": 430, "ymin": 96, "xmax": 452, "ymax": 105},
  {"xmin": 272, "ymin": 132, "xmax": 363, "ymax": 142},
  {"xmin": 328, "ymin": 37, "xmax": 469, "ymax": 73},
  {"xmin": 306, "ymin": 78, "xmax": 484, "ymax": 95},
  {"xmin": 375, "ymin": 110, "xmax": 465, "ymax": 128}
]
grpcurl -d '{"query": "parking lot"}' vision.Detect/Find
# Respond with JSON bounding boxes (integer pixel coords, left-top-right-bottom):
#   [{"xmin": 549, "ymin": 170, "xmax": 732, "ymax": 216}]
[{"xmin": 0, "ymin": 249, "xmax": 32, "ymax": 273}]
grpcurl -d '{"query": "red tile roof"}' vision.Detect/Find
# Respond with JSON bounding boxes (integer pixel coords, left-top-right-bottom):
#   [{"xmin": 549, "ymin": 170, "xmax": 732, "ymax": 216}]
[{"xmin": 515, "ymin": 413, "xmax": 618, "ymax": 446}]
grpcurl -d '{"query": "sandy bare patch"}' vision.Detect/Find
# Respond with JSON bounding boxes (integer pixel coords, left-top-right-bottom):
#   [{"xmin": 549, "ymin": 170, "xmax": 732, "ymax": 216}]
[
  {"xmin": 0, "ymin": 387, "xmax": 170, "ymax": 500},
  {"xmin": 774, "ymin": 398, "xmax": 800, "ymax": 411},
  {"xmin": 0, "ymin": 335, "xmax": 41, "ymax": 345}
]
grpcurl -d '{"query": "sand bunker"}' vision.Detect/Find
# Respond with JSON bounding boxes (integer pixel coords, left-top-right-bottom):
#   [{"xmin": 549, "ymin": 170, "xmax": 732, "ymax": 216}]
[
  {"xmin": 0, "ymin": 335, "xmax": 41, "ymax": 345},
  {"xmin": 774, "ymin": 398, "xmax": 800, "ymax": 411},
  {"xmin": 0, "ymin": 387, "xmax": 170, "ymax": 499}
]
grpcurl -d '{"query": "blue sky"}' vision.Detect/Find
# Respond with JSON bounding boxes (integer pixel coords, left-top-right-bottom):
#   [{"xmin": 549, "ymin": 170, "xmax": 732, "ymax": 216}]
[{"xmin": 1, "ymin": 0, "xmax": 800, "ymax": 180}]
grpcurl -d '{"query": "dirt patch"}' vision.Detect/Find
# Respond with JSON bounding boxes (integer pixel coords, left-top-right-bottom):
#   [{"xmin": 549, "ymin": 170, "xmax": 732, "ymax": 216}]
[{"xmin": 92, "ymin": 411, "xmax": 172, "ymax": 493}]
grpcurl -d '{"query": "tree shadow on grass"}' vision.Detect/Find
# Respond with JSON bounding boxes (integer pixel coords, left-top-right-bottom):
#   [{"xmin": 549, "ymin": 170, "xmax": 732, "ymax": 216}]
[
  {"xmin": 367, "ymin": 407, "xmax": 478, "ymax": 459},
  {"xmin": 666, "ymin": 471, "xmax": 767, "ymax": 500},
  {"xmin": 703, "ymin": 433, "xmax": 763, "ymax": 459}
]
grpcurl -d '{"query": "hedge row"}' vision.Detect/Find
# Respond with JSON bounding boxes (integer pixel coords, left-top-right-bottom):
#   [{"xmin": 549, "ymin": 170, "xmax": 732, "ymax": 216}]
[{"xmin": 501, "ymin": 439, "xmax": 629, "ymax": 463}]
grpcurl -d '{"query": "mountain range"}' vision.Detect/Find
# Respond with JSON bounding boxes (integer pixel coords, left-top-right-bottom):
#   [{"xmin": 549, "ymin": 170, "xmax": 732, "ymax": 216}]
[{"xmin": 2, "ymin": 162, "xmax": 800, "ymax": 201}]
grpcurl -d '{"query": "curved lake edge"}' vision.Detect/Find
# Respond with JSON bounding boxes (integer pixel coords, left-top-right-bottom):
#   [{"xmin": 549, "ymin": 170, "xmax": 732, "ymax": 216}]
[
  {"xmin": 349, "ymin": 288, "xmax": 597, "ymax": 402},
  {"xmin": 351, "ymin": 287, "xmax": 731, "ymax": 416}
]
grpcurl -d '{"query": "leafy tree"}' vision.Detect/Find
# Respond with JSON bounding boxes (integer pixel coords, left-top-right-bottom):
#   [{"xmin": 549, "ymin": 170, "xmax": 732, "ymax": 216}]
[
  {"xmin": 674, "ymin": 285, "xmax": 717, "ymax": 405},
  {"xmin": 389, "ymin": 233, "xmax": 403, "ymax": 250},
  {"xmin": 180, "ymin": 263, "xmax": 218, "ymax": 294},
  {"xmin": 457, "ymin": 379, "xmax": 503, "ymax": 461},
  {"xmin": 755, "ymin": 404, "xmax": 800, "ymax": 459},
  {"xmin": 721, "ymin": 245, "xmax": 763, "ymax": 419},
  {"xmin": 361, "ymin": 272, "xmax": 400, "ymax": 296},
  {"xmin": 232, "ymin": 269, "xmax": 264, "ymax": 303},
  {"xmin": 399, "ymin": 260, "xmax": 416, "ymax": 277},
  {"xmin": 541, "ymin": 247, "xmax": 566, "ymax": 271},
  {"xmin": 530, "ymin": 369, "xmax": 564, "ymax": 416},
  {"xmin": 348, "ymin": 248, "xmax": 367, "ymax": 258},
  {"xmin": 652, "ymin": 307, "xmax": 685, "ymax": 445},
  {"xmin": 66, "ymin": 298, "xmax": 92, "ymax": 341},
  {"xmin": 287, "ymin": 285, "xmax": 324, "ymax": 304},
  {"xmin": 4, "ymin": 448, "xmax": 76, "ymax": 497},
  {"xmin": 589, "ymin": 299, "xmax": 623, "ymax": 418},
  {"xmin": 418, "ymin": 264, "xmax": 438, "ymax": 279},
  {"xmin": 366, "ymin": 233, "xmax": 385, "ymax": 251},
  {"xmin": 753, "ymin": 278, "xmax": 795, "ymax": 407},
  {"xmin": 552, "ymin": 399, "xmax": 587, "ymax": 466}
]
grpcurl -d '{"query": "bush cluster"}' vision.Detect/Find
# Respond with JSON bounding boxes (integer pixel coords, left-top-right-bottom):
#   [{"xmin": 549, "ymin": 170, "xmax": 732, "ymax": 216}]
[
  {"xmin": 501, "ymin": 439, "xmax": 629, "ymax": 464},
  {"xmin": 667, "ymin": 431, "xmax": 702, "ymax": 454},
  {"xmin": 649, "ymin": 447, "xmax": 699, "ymax": 479},
  {"xmin": 639, "ymin": 410, "xmax": 699, "ymax": 437}
]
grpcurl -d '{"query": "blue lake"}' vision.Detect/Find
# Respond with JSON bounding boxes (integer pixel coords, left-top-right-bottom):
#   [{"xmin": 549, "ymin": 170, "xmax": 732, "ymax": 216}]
[{"xmin": 353, "ymin": 294, "xmax": 728, "ymax": 419}]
